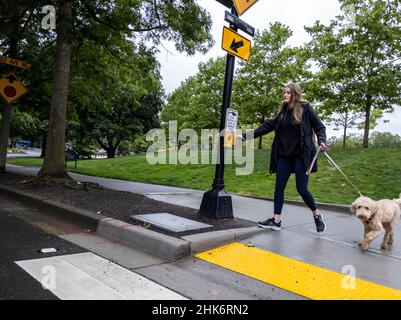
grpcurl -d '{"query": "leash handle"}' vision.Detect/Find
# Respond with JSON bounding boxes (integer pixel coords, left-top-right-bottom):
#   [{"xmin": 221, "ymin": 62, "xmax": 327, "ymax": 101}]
[{"xmin": 306, "ymin": 147, "xmax": 321, "ymax": 175}]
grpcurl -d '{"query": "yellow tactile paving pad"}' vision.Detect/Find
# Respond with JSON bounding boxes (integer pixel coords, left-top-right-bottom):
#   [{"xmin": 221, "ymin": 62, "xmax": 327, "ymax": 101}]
[{"xmin": 196, "ymin": 242, "xmax": 401, "ymax": 300}]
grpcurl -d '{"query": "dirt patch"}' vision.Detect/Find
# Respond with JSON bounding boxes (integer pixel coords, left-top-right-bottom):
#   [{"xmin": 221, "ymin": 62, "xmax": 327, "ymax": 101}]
[{"xmin": 0, "ymin": 173, "xmax": 254, "ymax": 238}]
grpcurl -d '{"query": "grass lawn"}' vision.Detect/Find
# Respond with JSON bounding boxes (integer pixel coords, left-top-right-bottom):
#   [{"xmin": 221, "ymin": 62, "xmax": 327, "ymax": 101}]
[{"xmin": 7, "ymin": 147, "xmax": 401, "ymax": 205}]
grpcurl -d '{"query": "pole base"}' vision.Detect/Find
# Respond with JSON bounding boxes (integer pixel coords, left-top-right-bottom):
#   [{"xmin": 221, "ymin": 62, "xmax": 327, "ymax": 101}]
[{"xmin": 199, "ymin": 188, "xmax": 233, "ymax": 219}]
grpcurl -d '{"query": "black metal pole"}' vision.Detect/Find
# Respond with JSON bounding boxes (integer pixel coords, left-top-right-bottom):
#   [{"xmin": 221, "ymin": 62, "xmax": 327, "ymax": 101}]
[
  {"xmin": 199, "ymin": 6, "xmax": 238, "ymax": 219},
  {"xmin": 213, "ymin": 47, "xmax": 236, "ymax": 190}
]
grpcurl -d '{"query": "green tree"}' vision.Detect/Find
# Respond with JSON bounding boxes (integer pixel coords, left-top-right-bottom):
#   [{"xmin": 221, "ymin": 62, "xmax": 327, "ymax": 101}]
[
  {"xmin": 327, "ymin": 109, "xmax": 364, "ymax": 148},
  {"xmin": 38, "ymin": 0, "xmax": 214, "ymax": 178},
  {"xmin": 68, "ymin": 36, "xmax": 163, "ymax": 158},
  {"xmin": 305, "ymin": 0, "xmax": 401, "ymax": 148},
  {"xmin": 0, "ymin": 0, "xmax": 50, "ymax": 172},
  {"xmin": 9, "ymin": 109, "xmax": 42, "ymax": 145}
]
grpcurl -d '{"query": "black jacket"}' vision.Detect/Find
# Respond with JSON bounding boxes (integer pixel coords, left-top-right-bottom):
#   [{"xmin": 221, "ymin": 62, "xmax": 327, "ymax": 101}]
[{"xmin": 243, "ymin": 102, "xmax": 326, "ymax": 174}]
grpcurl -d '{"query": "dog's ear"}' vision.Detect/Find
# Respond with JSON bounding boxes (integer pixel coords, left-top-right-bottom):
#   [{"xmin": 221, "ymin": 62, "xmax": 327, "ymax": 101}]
[{"xmin": 350, "ymin": 203, "xmax": 357, "ymax": 214}]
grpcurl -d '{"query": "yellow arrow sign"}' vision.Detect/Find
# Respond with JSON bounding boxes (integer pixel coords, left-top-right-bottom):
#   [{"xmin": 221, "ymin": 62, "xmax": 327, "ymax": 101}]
[
  {"xmin": 233, "ymin": 0, "xmax": 259, "ymax": 16},
  {"xmin": 0, "ymin": 72, "xmax": 28, "ymax": 104},
  {"xmin": 0, "ymin": 56, "xmax": 31, "ymax": 70},
  {"xmin": 222, "ymin": 27, "xmax": 251, "ymax": 62}
]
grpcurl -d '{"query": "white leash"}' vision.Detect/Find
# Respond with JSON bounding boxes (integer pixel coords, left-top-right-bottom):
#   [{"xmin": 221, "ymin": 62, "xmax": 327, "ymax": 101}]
[
  {"xmin": 306, "ymin": 147, "xmax": 321, "ymax": 176},
  {"xmin": 306, "ymin": 148, "xmax": 363, "ymax": 197}
]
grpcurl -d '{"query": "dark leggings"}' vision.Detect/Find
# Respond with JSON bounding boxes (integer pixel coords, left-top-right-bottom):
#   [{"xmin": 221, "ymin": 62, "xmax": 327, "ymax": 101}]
[{"xmin": 274, "ymin": 156, "xmax": 317, "ymax": 215}]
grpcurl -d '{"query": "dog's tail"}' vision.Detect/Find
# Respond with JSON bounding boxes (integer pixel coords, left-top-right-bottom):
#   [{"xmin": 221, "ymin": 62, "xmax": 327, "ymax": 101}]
[{"xmin": 396, "ymin": 193, "xmax": 401, "ymax": 208}]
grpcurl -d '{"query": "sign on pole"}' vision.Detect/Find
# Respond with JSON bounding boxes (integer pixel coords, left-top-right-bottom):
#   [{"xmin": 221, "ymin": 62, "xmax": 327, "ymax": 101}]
[
  {"xmin": 224, "ymin": 11, "xmax": 255, "ymax": 37},
  {"xmin": 233, "ymin": 0, "xmax": 259, "ymax": 16},
  {"xmin": 0, "ymin": 56, "xmax": 31, "ymax": 70},
  {"xmin": 224, "ymin": 108, "xmax": 238, "ymax": 148},
  {"xmin": 221, "ymin": 26, "xmax": 251, "ymax": 62},
  {"xmin": 0, "ymin": 72, "xmax": 28, "ymax": 104}
]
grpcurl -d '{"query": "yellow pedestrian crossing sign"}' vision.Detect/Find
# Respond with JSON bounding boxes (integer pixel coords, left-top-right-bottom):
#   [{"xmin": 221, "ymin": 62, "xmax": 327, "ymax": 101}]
[
  {"xmin": 222, "ymin": 26, "xmax": 251, "ymax": 62},
  {"xmin": 233, "ymin": 0, "xmax": 259, "ymax": 16},
  {"xmin": 0, "ymin": 73, "xmax": 28, "ymax": 104}
]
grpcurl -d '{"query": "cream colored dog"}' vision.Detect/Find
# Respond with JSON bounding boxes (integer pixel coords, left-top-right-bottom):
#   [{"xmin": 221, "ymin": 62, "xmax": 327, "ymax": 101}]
[{"xmin": 350, "ymin": 194, "xmax": 401, "ymax": 251}]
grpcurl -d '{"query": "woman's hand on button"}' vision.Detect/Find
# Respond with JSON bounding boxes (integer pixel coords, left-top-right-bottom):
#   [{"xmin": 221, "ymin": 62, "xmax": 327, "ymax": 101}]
[{"xmin": 236, "ymin": 135, "xmax": 245, "ymax": 142}]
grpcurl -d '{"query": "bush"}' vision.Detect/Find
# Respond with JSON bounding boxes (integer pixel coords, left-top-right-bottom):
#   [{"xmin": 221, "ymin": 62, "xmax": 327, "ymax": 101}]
[
  {"xmin": 328, "ymin": 132, "xmax": 401, "ymax": 149},
  {"xmin": 117, "ymin": 140, "xmax": 133, "ymax": 156},
  {"xmin": 328, "ymin": 133, "xmax": 363, "ymax": 149},
  {"xmin": 132, "ymin": 135, "xmax": 152, "ymax": 153},
  {"xmin": 370, "ymin": 132, "xmax": 401, "ymax": 148}
]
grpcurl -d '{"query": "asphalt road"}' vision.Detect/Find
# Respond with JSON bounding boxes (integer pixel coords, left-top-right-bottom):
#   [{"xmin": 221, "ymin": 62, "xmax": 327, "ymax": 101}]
[{"xmin": 0, "ymin": 196, "xmax": 86, "ymax": 300}]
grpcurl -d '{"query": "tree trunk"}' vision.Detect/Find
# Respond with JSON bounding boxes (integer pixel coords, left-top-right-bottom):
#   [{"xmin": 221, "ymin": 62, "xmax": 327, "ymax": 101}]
[
  {"xmin": 40, "ymin": 132, "xmax": 47, "ymax": 158},
  {"xmin": 107, "ymin": 151, "xmax": 115, "ymax": 158},
  {"xmin": 362, "ymin": 99, "xmax": 372, "ymax": 148},
  {"xmin": 39, "ymin": 0, "xmax": 73, "ymax": 178},
  {"xmin": 342, "ymin": 125, "xmax": 347, "ymax": 149},
  {"xmin": 0, "ymin": 37, "xmax": 18, "ymax": 173},
  {"xmin": 0, "ymin": 104, "xmax": 12, "ymax": 173},
  {"xmin": 106, "ymin": 147, "xmax": 116, "ymax": 158},
  {"xmin": 342, "ymin": 112, "xmax": 348, "ymax": 149}
]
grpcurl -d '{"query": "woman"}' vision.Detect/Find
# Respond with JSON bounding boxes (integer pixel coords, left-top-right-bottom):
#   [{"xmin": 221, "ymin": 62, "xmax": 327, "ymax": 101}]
[{"xmin": 239, "ymin": 82, "xmax": 328, "ymax": 232}]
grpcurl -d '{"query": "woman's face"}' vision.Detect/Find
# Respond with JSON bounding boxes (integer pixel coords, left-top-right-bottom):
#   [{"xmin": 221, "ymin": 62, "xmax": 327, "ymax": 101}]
[{"xmin": 283, "ymin": 87, "xmax": 291, "ymax": 103}]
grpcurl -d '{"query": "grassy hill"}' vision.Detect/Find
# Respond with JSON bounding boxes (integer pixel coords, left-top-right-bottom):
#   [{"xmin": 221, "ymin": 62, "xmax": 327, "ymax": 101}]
[{"xmin": 7, "ymin": 147, "xmax": 401, "ymax": 205}]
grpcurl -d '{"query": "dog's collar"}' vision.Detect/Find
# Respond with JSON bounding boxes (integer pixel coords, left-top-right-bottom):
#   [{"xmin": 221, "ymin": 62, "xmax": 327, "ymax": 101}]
[{"xmin": 366, "ymin": 212, "xmax": 376, "ymax": 225}]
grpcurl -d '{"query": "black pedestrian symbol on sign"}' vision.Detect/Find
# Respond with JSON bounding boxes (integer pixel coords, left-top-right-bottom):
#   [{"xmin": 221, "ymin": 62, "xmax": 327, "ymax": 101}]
[
  {"xmin": 230, "ymin": 39, "xmax": 244, "ymax": 52},
  {"xmin": 5, "ymin": 74, "xmax": 17, "ymax": 83}
]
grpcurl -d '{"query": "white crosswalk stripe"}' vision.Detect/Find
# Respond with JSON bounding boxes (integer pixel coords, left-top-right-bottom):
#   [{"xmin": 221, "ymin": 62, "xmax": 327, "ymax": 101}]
[{"xmin": 16, "ymin": 252, "xmax": 187, "ymax": 300}]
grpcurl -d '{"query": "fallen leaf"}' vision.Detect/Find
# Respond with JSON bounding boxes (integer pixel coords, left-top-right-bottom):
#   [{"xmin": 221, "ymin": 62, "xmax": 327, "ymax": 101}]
[{"xmin": 208, "ymin": 288, "xmax": 221, "ymax": 296}]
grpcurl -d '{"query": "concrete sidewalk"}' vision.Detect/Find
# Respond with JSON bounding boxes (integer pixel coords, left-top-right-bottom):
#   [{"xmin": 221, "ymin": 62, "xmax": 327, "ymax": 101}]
[{"xmin": 5, "ymin": 164, "xmax": 349, "ymax": 229}]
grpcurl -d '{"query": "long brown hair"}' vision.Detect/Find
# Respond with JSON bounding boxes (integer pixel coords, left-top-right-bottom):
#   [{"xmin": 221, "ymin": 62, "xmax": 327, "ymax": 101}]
[{"xmin": 274, "ymin": 82, "xmax": 305, "ymax": 124}]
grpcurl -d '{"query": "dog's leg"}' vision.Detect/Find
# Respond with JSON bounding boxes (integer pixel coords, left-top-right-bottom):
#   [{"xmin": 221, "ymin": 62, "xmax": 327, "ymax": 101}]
[
  {"xmin": 359, "ymin": 224, "xmax": 370, "ymax": 248},
  {"xmin": 359, "ymin": 228, "xmax": 383, "ymax": 251},
  {"xmin": 358, "ymin": 222, "xmax": 370, "ymax": 247},
  {"xmin": 364, "ymin": 224, "xmax": 369, "ymax": 237},
  {"xmin": 381, "ymin": 224, "xmax": 392, "ymax": 250},
  {"xmin": 388, "ymin": 232, "xmax": 394, "ymax": 246}
]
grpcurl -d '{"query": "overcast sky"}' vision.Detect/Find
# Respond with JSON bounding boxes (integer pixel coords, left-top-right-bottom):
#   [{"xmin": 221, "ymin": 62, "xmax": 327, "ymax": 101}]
[{"xmin": 157, "ymin": 0, "xmax": 401, "ymax": 137}]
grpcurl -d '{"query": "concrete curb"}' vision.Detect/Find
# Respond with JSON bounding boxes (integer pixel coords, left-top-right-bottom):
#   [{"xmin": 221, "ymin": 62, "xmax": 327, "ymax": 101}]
[
  {"xmin": 0, "ymin": 184, "xmax": 263, "ymax": 260},
  {"xmin": 97, "ymin": 217, "xmax": 190, "ymax": 261},
  {"xmin": 182, "ymin": 226, "xmax": 265, "ymax": 254},
  {"xmin": 0, "ymin": 185, "xmax": 101, "ymax": 230}
]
